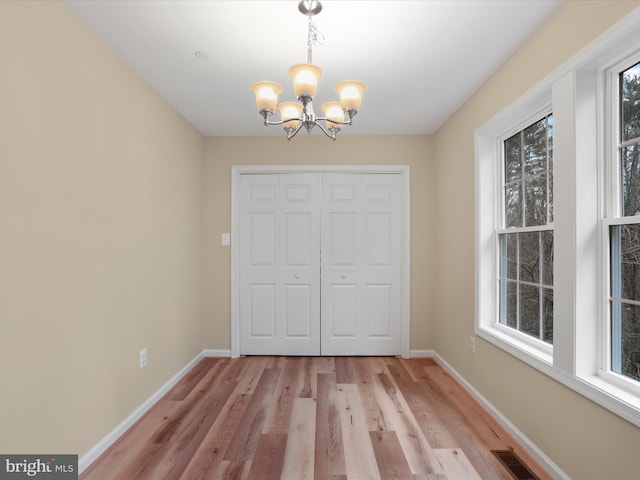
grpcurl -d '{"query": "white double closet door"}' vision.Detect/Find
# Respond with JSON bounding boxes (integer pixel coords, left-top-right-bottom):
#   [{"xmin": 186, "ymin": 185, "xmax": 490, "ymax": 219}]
[{"xmin": 239, "ymin": 172, "xmax": 402, "ymax": 356}]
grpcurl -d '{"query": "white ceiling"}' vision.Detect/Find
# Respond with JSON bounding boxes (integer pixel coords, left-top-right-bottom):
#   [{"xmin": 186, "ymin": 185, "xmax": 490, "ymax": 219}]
[{"xmin": 61, "ymin": 0, "xmax": 564, "ymax": 137}]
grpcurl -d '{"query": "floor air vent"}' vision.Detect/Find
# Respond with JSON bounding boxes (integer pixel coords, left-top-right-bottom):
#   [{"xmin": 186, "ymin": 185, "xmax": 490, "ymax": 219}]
[{"xmin": 491, "ymin": 450, "xmax": 540, "ymax": 480}]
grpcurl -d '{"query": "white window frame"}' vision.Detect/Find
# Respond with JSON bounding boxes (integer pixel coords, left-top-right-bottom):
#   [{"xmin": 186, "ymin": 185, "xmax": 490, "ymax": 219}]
[
  {"xmin": 476, "ymin": 8, "xmax": 640, "ymax": 427},
  {"xmin": 477, "ymin": 94, "xmax": 555, "ymax": 370},
  {"xmin": 600, "ymin": 53, "xmax": 640, "ymax": 399},
  {"xmin": 497, "ymin": 112, "xmax": 554, "ymax": 350}
]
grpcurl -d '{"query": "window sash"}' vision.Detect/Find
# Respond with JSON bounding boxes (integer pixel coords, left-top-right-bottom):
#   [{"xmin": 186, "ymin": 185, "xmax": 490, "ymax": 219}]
[
  {"xmin": 498, "ymin": 227, "xmax": 554, "ymax": 343},
  {"xmin": 498, "ymin": 113, "xmax": 554, "ymax": 345},
  {"xmin": 603, "ymin": 56, "xmax": 640, "ymax": 390}
]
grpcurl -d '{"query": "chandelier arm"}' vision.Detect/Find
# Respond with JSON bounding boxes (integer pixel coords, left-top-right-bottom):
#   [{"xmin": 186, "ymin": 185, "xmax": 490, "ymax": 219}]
[
  {"xmin": 313, "ymin": 120, "xmax": 337, "ymax": 141},
  {"xmin": 263, "ymin": 119, "xmax": 285, "ymax": 126},
  {"xmin": 261, "ymin": 118, "xmax": 302, "ymax": 127},
  {"xmin": 315, "ymin": 116, "xmax": 353, "ymax": 127}
]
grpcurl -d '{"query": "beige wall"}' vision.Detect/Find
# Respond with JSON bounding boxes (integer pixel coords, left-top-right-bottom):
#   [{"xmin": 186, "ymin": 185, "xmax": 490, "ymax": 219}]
[
  {"xmin": 0, "ymin": 1, "xmax": 204, "ymax": 456},
  {"xmin": 201, "ymin": 135, "xmax": 436, "ymax": 352},
  {"xmin": 434, "ymin": 1, "xmax": 640, "ymax": 479}
]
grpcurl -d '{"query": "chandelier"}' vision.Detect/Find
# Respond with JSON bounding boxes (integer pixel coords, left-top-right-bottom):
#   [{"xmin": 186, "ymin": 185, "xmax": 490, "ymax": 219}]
[{"xmin": 251, "ymin": 0, "xmax": 366, "ymax": 140}]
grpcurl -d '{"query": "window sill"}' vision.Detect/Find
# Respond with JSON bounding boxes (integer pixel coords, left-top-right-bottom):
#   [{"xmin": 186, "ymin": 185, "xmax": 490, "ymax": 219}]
[
  {"xmin": 476, "ymin": 323, "xmax": 554, "ymax": 372},
  {"xmin": 477, "ymin": 325, "xmax": 640, "ymax": 428},
  {"xmin": 574, "ymin": 373, "xmax": 640, "ymax": 427}
]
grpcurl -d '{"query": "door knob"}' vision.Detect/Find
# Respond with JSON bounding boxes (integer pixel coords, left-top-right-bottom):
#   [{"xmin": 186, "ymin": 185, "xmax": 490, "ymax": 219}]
[
  {"xmin": 341, "ymin": 274, "xmax": 347, "ymax": 279},
  {"xmin": 294, "ymin": 274, "xmax": 300, "ymax": 279}
]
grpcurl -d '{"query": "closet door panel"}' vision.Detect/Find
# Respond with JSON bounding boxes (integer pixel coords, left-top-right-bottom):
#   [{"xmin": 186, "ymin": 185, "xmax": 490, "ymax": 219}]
[{"xmin": 240, "ymin": 174, "xmax": 320, "ymax": 355}]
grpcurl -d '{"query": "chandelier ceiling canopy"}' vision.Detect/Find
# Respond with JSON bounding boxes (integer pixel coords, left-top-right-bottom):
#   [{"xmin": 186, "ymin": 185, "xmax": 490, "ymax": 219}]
[{"xmin": 251, "ymin": 0, "xmax": 366, "ymax": 141}]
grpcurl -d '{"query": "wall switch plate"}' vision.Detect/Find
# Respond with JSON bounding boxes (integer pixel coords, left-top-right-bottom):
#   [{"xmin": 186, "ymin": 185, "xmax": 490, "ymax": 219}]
[
  {"xmin": 221, "ymin": 233, "xmax": 230, "ymax": 246},
  {"xmin": 139, "ymin": 348, "xmax": 147, "ymax": 368}
]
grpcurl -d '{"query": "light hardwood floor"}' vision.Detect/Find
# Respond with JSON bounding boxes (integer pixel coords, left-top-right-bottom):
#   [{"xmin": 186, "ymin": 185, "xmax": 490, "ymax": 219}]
[{"xmin": 80, "ymin": 356, "xmax": 551, "ymax": 480}]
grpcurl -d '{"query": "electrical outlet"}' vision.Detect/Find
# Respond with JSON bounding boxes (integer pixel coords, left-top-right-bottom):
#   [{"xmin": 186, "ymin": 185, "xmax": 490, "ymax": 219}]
[
  {"xmin": 139, "ymin": 348, "xmax": 147, "ymax": 368},
  {"xmin": 470, "ymin": 336, "xmax": 476, "ymax": 354},
  {"xmin": 221, "ymin": 233, "xmax": 230, "ymax": 246}
]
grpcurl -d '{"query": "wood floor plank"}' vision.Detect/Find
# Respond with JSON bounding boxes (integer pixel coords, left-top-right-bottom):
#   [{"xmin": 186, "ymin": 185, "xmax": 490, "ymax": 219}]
[
  {"xmin": 245, "ymin": 433, "xmax": 287, "ymax": 480},
  {"xmin": 370, "ymin": 430, "xmax": 414, "ymax": 480},
  {"xmin": 234, "ymin": 355, "xmax": 271, "ymax": 395},
  {"xmin": 315, "ymin": 373, "xmax": 346, "ymax": 477},
  {"xmin": 422, "ymin": 365, "xmax": 545, "ymax": 469},
  {"xmin": 299, "ymin": 356, "xmax": 317, "ymax": 399},
  {"xmin": 385, "ymin": 360, "xmax": 462, "ymax": 449},
  {"xmin": 281, "ymin": 397, "xmax": 316, "ymax": 480},
  {"xmin": 424, "ymin": 365, "xmax": 511, "ymax": 449},
  {"xmin": 387, "ymin": 361, "xmax": 514, "ymax": 480},
  {"xmin": 335, "ymin": 356, "xmax": 356, "ymax": 383},
  {"xmin": 422, "ymin": 364, "xmax": 553, "ymax": 480},
  {"xmin": 372, "ymin": 371, "xmax": 443, "ymax": 476},
  {"xmin": 80, "ymin": 356, "xmax": 553, "ymax": 480},
  {"xmin": 352, "ymin": 357, "xmax": 389, "ymax": 432},
  {"xmin": 434, "ymin": 448, "xmax": 483, "ymax": 480},
  {"xmin": 86, "ymin": 359, "xmax": 236, "ymax": 480},
  {"xmin": 366, "ymin": 356, "xmax": 388, "ymax": 374},
  {"xmin": 166, "ymin": 357, "xmax": 221, "ymax": 401},
  {"xmin": 337, "ymin": 383, "xmax": 382, "ymax": 480},
  {"xmin": 149, "ymin": 380, "xmax": 238, "ymax": 480},
  {"xmin": 262, "ymin": 356, "xmax": 300, "ymax": 435},
  {"xmin": 218, "ymin": 460, "xmax": 251, "ymax": 480},
  {"xmin": 315, "ymin": 356, "xmax": 336, "ymax": 373},
  {"xmin": 79, "ymin": 399, "xmax": 181, "ymax": 479},
  {"xmin": 179, "ymin": 393, "xmax": 251, "ymax": 479},
  {"xmin": 224, "ymin": 368, "xmax": 280, "ymax": 462},
  {"xmin": 417, "ymin": 357, "xmax": 439, "ymax": 367}
]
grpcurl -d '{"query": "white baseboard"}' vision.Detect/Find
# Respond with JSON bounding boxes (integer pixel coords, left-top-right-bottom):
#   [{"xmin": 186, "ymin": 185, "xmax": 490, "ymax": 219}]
[
  {"xmin": 203, "ymin": 348, "xmax": 232, "ymax": 357},
  {"xmin": 78, "ymin": 350, "xmax": 205, "ymax": 473},
  {"xmin": 79, "ymin": 348, "xmax": 568, "ymax": 479},
  {"xmin": 431, "ymin": 352, "xmax": 569, "ymax": 480},
  {"xmin": 409, "ymin": 349, "xmax": 436, "ymax": 358}
]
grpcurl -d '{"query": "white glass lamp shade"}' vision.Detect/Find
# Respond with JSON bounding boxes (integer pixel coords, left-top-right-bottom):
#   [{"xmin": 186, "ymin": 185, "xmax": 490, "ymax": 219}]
[
  {"xmin": 289, "ymin": 64, "xmax": 323, "ymax": 99},
  {"xmin": 252, "ymin": 81, "xmax": 283, "ymax": 112},
  {"xmin": 322, "ymin": 101, "xmax": 344, "ymax": 129},
  {"xmin": 278, "ymin": 101, "xmax": 303, "ymax": 130},
  {"xmin": 336, "ymin": 80, "xmax": 366, "ymax": 112}
]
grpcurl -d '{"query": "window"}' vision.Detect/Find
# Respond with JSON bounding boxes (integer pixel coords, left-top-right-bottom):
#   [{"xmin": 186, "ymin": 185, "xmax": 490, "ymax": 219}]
[
  {"xmin": 499, "ymin": 115, "xmax": 554, "ymax": 344},
  {"xmin": 607, "ymin": 60, "xmax": 640, "ymax": 385},
  {"xmin": 475, "ymin": 93, "xmax": 554, "ymax": 367},
  {"xmin": 476, "ymin": 11, "xmax": 640, "ymax": 428}
]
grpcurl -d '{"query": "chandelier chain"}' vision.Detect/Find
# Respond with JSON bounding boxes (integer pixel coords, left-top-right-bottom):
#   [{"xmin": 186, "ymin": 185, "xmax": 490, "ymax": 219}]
[{"xmin": 307, "ymin": 16, "xmax": 324, "ymax": 64}]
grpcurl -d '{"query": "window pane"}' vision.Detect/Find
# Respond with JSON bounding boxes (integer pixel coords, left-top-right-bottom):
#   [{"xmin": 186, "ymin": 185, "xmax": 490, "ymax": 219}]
[
  {"xmin": 524, "ymin": 118, "xmax": 548, "ymax": 177},
  {"xmin": 503, "ymin": 280, "xmax": 517, "ymax": 329},
  {"xmin": 519, "ymin": 232, "xmax": 540, "ymax": 284},
  {"xmin": 507, "ymin": 233, "xmax": 517, "ymax": 279},
  {"xmin": 520, "ymin": 284, "xmax": 540, "ymax": 338},
  {"xmin": 620, "ymin": 224, "xmax": 640, "ymax": 300},
  {"xmin": 543, "ymin": 288, "xmax": 553, "ymax": 344},
  {"xmin": 505, "ymin": 134, "xmax": 522, "ymax": 183},
  {"xmin": 621, "ymin": 62, "xmax": 640, "ymax": 143},
  {"xmin": 614, "ymin": 302, "xmax": 640, "ymax": 382},
  {"xmin": 621, "ymin": 144, "xmax": 640, "ymax": 216},
  {"xmin": 542, "ymin": 230, "xmax": 553, "ymax": 286},
  {"xmin": 505, "ymin": 182, "xmax": 522, "ymax": 228},
  {"xmin": 524, "ymin": 174, "xmax": 547, "ymax": 226}
]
